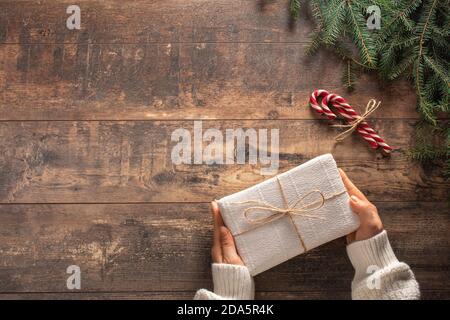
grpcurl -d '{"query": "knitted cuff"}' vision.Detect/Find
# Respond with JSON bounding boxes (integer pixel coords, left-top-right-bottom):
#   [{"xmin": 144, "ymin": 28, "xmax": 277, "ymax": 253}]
[
  {"xmin": 346, "ymin": 230, "xmax": 399, "ymax": 281},
  {"xmin": 212, "ymin": 263, "xmax": 255, "ymax": 300}
]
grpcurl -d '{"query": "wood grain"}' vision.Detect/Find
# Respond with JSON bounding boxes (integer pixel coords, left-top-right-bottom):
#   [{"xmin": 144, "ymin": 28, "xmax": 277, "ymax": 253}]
[
  {"xmin": 1, "ymin": 290, "xmax": 448, "ymax": 300},
  {"xmin": 0, "ymin": 42, "xmax": 418, "ymax": 120},
  {"xmin": 0, "ymin": 0, "xmax": 448, "ymax": 300},
  {"xmin": 0, "ymin": 202, "xmax": 448, "ymax": 300},
  {"xmin": 0, "ymin": 292, "xmax": 197, "ymax": 300},
  {"xmin": 0, "ymin": 0, "xmax": 312, "ymax": 44},
  {"xmin": 0, "ymin": 120, "xmax": 447, "ymax": 203},
  {"xmin": 0, "ymin": 1, "xmax": 419, "ymax": 120}
]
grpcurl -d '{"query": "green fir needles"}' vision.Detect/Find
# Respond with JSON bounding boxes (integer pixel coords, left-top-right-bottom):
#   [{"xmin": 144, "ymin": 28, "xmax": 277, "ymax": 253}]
[{"xmin": 289, "ymin": 0, "xmax": 449, "ymax": 176}]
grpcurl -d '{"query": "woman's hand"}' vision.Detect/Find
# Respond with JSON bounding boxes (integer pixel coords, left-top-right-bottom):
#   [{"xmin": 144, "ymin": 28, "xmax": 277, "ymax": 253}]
[
  {"xmin": 210, "ymin": 201, "xmax": 244, "ymax": 265},
  {"xmin": 339, "ymin": 169, "xmax": 384, "ymax": 244}
]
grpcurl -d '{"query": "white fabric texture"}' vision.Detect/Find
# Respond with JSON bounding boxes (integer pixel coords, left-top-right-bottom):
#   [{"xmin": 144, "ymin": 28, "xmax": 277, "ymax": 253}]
[
  {"xmin": 347, "ymin": 230, "xmax": 420, "ymax": 300},
  {"xmin": 194, "ymin": 231, "xmax": 420, "ymax": 300},
  {"xmin": 194, "ymin": 264, "xmax": 254, "ymax": 300},
  {"xmin": 217, "ymin": 154, "xmax": 360, "ymax": 275}
]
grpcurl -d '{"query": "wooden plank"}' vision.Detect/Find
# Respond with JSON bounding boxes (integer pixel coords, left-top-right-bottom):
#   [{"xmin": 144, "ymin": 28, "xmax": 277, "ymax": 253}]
[
  {"xmin": 0, "ymin": 0, "xmax": 446, "ymax": 302},
  {"xmin": 0, "ymin": 42, "xmax": 418, "ymax": 120},
  {"xmin": 0, "ymin": 120, "xmax": 447, "ymax": 203},
  {"xmin": 0, "ymin": 291, "xmax": 350, "ymax": 300},
  {"xmin": 257, "ymin": 290, "xmax": 450, "ymax": 300},
  {"xmin": 0, "ymin": 292, "xmax": 196, "ymax": 300},
  {"xmin": 0, "ymin": 202, "xmax": 448, "ymax": 299},
  {"xmin": 0, "ymin": 0, "xmax": 312, "ymax": 44},
  {"xmin": 0, "ymin": 290, "xmax": 447, "ymax": 300}
]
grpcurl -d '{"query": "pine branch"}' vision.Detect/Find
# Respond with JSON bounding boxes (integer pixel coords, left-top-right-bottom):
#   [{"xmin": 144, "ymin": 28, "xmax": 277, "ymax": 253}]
[
  {"xmin": 408, "ymin": 121, "xmax": 448, "ymax": 172},
  {"xmin": 305, "ymin": 31, "xmax": 322, "ymax": 55},
  {"xmin": 380, "ymin": 0, "xmax": 422, "ymax": 37},
  {"xmin": 415, "ymin": 0, "xmax": 439, "ymax": 121},
  {"xmin": 346, "ymin": 3, "xmax": 377, "ymax": 68},
  {"xmin": 391, "ymin": 36, "xmax": 418, "ymax": 50},
  {"xmin": 424, "ymin": 55, "xmax": 450, "ymax": 84},
  {"xmin": 333, "ymin": 42, "xmax": 375, "ymax": 70},
  {"xmin": 388, "ymin": 54, "xmax": 416, "ymax": 80},
  {"xmin": 309, "ymin": 0, "xmax": 325, "ymax": 28},
  {"xmin": 342, "ymin": 60, "xmax": 356, "ymax": 91},
  {"xmin": 322, "ymin": 0, "xmax": 346, "ymax": 44},
  {"xmin": 305, "ymin": 0, "xmax": 326, "ymax": 55},
  {"xmin": 290, "ymin": 0, "xmax": 301, "ymax": 20},
  {"xmin": 283, "ymin": 0, "xmax": 450, "ymax": 177},
  {"xmin": 418, "ymin": 98, "xmax": 438, "ymax": 125}
]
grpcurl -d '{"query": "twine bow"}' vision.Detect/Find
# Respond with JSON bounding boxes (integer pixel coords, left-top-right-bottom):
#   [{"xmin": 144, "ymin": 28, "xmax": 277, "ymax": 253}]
[
  {"xmin": 237, "ymin": 190, "xmax": 326, "ymax": 225},
  {"xmin": 232, "ymin": 176, "xmax": 346, "ymax": 252},
  {"xmin": 333, "ymin": 99, "xmax": 381, "ymax": 142}
]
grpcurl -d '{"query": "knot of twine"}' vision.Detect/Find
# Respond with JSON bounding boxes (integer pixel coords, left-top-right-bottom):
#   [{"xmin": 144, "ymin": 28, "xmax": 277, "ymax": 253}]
[
  {"xmin": 231, "ymin": 176, "xmax": 346, "ymax": 252},
  {"xmin": 237, "ymin": 189, "xmax": 326, "ymax": 225},
  {"xmin": 333, "ymin": 99, "xmax": 381, "ymax": 142}
]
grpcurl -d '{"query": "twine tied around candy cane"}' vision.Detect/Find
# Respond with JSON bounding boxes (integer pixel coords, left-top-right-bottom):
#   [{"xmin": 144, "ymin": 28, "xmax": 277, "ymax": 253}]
[
  {"xmin": 232, "ymin": 176, "xmax": 347, "ymax": 252},
  {"xmin": 333, "ymin": 99, "xmax": 381, "ymax": 142},
  {"xmin": 309, "ymin": 90, "xmax": 393, "ymax": 154}
]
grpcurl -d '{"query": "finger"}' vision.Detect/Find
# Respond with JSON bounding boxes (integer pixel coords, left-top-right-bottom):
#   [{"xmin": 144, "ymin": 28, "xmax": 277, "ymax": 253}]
[
  {"xmin": 220, "ymin": 226, "xmax": 236, "ymax": 252},
  {"xmin": 211, "ymin": 245, "xmax": 222, "ymax": 263},
  {"xmin": 211, "ymin": 201, "xmax": 225, "ymax": 229},
  {"xmin": 339, "ymin": 169, "xmax": 367, "ymax": 201},
  {"xmin": 346, "ymin": 231, "xmax": 356, "ymax": 244},
  {"xmin": 211, "ymin": 201, "xmax": 223, "ymax": 262},
  {"xmin": 349, "ymin": 194, "xmax": 372, "ymax": 218},
  {"xmin": 211, "ymin": 201, "xmax": 224, "ymax": 246},
  {"xmin": 220, "ymin": 226, "xmax": 242, "ymax": 264}
]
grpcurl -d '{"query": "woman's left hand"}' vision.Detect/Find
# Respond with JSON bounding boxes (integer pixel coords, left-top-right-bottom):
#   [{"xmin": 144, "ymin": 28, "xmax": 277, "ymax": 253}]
[{"xmin": 210, "ymin": 201, "xmax": 244, "ymax": 265}]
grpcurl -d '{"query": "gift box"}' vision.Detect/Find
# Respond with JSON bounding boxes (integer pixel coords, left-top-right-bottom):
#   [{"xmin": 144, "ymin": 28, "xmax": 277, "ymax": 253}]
[{"xmin": 217, "ymin": 154, "xmax": 360, "ymax": 276}]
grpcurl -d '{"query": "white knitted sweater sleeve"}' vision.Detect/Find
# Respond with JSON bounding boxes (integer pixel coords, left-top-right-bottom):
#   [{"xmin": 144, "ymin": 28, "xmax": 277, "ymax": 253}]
[
  {"xmin": 346, "ymin": 230, "xmax": 420, "ymax": 300},
  {"xmin": 194, "ymin": 263, "xmax": 255, "ymax": 300},
  {"xmin": 194, "ymin": 231, "xmax": 420, "ymax": 300}
]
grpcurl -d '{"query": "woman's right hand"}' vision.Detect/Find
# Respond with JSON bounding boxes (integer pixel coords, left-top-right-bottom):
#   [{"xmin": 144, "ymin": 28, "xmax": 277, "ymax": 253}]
[{"xmin": 339, "ymin": 169, "xmax": 384, "ymax": 244}]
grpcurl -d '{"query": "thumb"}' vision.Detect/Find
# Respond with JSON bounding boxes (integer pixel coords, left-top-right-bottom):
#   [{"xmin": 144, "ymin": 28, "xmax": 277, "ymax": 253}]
[
  {"xmin": 349, "ymin": 195, "xmax": 368, "ymax": 215},
  {"xmin": 219, "ymin": 226, "xmax": 243, "ymax": 265},
  {"xmin": 220, "ymin": 226, "xmax": 236, "ymax": 251}
]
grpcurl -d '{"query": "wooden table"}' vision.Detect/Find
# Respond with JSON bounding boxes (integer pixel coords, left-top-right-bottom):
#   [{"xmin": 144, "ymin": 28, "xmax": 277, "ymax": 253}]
[{"xmin": 0, "ymin": 0, "xmax": 448, "ymax": 299}]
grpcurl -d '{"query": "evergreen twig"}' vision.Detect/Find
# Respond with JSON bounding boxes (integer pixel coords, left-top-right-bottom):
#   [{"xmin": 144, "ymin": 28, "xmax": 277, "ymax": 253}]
[{"xmin": 282, "ymin": 0, "xmax": 450, "ymax": 176}]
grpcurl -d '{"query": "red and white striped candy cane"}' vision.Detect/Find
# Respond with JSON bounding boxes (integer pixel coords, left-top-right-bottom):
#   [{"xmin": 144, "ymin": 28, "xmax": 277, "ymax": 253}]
[{"xmin": 309, "ymin": 89, "xmax": 393, "ymax": 154}]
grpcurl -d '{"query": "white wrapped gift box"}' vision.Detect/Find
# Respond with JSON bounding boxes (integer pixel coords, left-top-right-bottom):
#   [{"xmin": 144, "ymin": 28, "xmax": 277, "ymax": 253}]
[{"xmin": 217, "ymin": 154, "xmax": 360, "ymax": 276}]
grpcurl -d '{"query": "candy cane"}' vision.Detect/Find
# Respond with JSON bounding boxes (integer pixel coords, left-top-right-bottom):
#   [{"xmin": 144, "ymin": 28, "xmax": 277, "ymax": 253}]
[{"xmin": 309, "ymin": 90, "xmax": 393, "ymax": 154}]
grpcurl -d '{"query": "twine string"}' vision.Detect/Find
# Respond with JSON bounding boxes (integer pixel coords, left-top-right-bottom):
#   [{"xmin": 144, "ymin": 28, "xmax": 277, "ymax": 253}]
[
  {"xmin": 231, "ymin": 176, "xmax": 346, "ymax": 252},
  {"xmin": 333, "ymin": 99, "xmax": 381, "ymax": 142},
  {"xmin": 235, "ymin": 190, "xmax": 326, "ymax": 225}
]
